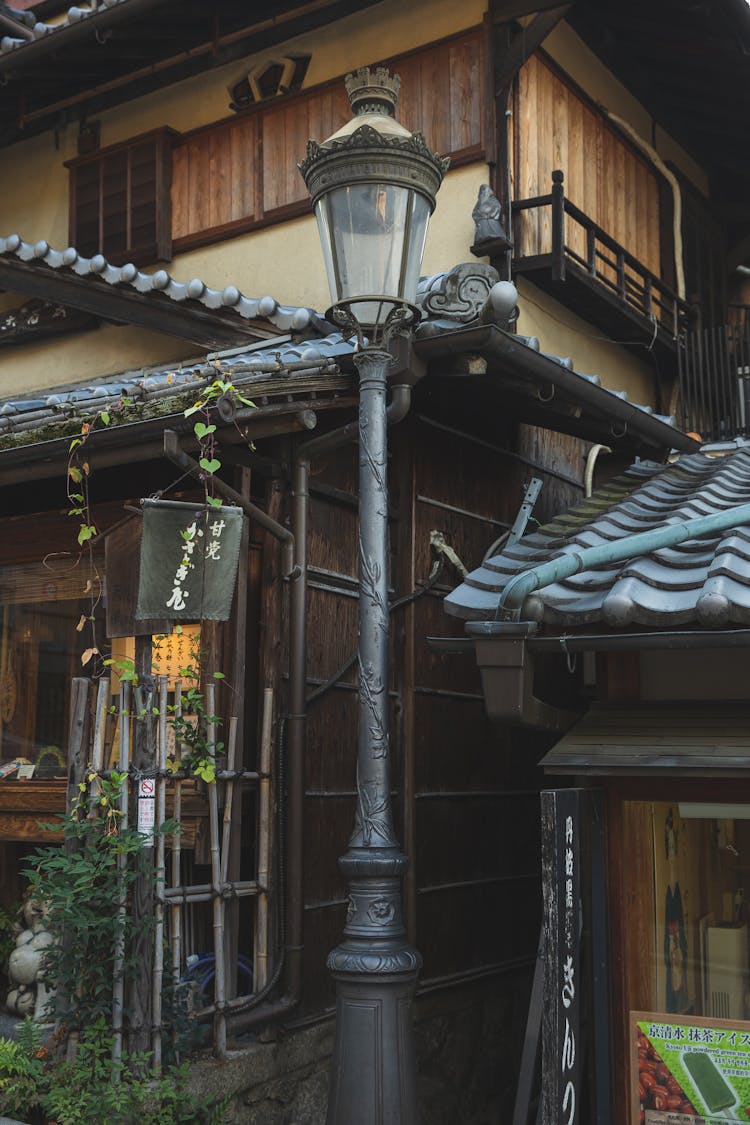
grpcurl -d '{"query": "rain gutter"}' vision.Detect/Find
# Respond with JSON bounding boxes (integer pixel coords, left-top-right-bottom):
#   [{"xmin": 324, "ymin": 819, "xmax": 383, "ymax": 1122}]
[
  {"xmin": 430, "ymin": 629, "xmax": 750, "ymax": 656},
  {"xmin": 414, "ymin": 323, "xmax": 699, "ymax": 455}
]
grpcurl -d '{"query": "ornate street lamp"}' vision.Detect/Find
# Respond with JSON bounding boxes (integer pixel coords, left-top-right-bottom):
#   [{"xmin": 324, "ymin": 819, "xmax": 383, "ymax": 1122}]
[{"xmin": 300, "ymin": 69, "xmax": 447, "ymax": 1123}]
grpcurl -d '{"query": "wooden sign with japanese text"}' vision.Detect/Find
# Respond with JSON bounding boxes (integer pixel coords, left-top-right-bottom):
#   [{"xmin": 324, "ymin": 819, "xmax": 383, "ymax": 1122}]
[{"xmin": 542, "ymin": 788, "xmax": 583, "ymax": 1125}]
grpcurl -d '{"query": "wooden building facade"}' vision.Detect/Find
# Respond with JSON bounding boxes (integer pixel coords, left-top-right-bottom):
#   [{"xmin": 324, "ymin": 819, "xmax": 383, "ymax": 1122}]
[{"xmin": 0, "ymin": 0, "xmax": 748, "ymax": 1119}]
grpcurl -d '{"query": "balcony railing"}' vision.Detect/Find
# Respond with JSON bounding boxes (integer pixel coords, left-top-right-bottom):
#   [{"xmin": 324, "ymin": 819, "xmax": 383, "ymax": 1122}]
[
  {"xmin": 677, "ymin": 314, "xmax": 750, "ymax": 442},
  {"xmin": 512, "ymin": 170, "xmax": 690, "ymax": 350}
]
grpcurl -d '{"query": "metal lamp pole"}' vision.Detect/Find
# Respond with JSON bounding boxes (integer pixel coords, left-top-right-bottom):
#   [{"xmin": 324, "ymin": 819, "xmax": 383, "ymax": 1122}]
[{"xmin": 300, "ymin": 68, "xmax": 447, "ymax": 1123}]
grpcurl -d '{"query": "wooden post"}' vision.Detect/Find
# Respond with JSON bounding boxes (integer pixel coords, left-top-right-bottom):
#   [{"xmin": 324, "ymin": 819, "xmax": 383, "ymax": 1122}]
[
  {"xmin": 551, "ymin": 170, "xmax": 566, "ymax": 281},
  {"xmin": 586, "ymin": 226, "xmax": 597, "ymax": 277},
  {"xmin": 128, "ymin": 634, "xmax": 156, "ymax": 1061},
  {"xmin": 223, "ymin": 466, "xmax": 250, "ymax": 1000},
  {"xmin": 66, "ymin": 677, "xmax": 91, "ymax": 819},
  {"xmin": 617, "ymin": 251, "xmax": 626, "ymax": 301}
]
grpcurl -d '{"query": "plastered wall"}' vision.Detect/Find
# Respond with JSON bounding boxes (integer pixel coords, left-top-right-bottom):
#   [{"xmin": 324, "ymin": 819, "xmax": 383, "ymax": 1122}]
[{"xmin": 515, "ymin": 279, "xmax": 658, "ymax": 406}]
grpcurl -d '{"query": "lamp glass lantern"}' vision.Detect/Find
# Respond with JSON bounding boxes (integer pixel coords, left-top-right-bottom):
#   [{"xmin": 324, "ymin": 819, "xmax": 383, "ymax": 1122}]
[{"xmin": 299, "ymin": 67, "xmax": 448, "ymax": 331}]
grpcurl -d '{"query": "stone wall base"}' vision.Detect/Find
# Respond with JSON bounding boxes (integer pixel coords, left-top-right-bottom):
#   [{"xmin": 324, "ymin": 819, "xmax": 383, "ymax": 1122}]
[{"xmin": 186, "ymin": 969, "xmax": 534, "ymax": 1124}]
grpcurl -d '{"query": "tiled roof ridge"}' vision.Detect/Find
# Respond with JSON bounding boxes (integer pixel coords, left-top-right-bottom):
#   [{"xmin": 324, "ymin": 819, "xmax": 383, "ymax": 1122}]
[
  {"xmin": 0, "ymin": 232, "xmax": 322, "ymax": 335},
  {"xmin": 445, "ymin": 447, "xmax": 750, "ymax": 627},
  {"xmin": 0, "ymin": 332, "xmax": 356, "ymax": 441},
  {"xmin": 0, "ymin": 1, "xmax": 129, "ymax": 54}
]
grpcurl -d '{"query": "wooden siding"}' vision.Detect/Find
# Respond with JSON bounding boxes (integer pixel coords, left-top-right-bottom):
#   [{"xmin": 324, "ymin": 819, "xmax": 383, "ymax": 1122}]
[
  {"xmin": 513, "ymin": 54, "xmax": 660, "ymax": 279},
  {"xmin": 285, "ymin": 413, "xmax": 590, "ymax": 1012},
  {"xmin": 171, "ymin": 28, "xmax": 485, "ymax": 250}
]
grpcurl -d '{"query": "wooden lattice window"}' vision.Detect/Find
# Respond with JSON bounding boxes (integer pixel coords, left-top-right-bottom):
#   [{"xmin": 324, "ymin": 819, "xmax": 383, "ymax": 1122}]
[{"xmin": 66, "ymin": 128, "xmax": 175, "ymax": 265}]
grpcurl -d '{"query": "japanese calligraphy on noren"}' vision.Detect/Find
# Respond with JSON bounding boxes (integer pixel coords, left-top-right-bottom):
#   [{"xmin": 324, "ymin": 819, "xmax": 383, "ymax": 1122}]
[{"xmin": 135, "ymin": 499, "xmax": 244, "ymax": 622}]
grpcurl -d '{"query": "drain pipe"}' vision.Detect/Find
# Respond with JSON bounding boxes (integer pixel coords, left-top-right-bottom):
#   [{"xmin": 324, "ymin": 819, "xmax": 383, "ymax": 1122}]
[
  {"xmin": 228, "ymin": 381, "xmax": 413, "ymax": 1034},
  {"xmin": 494, "ymin": 501, "xmax": 750, "ymax": 623}
]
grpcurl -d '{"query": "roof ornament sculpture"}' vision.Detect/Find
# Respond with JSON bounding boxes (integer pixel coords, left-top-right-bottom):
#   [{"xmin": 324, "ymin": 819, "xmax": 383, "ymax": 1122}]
[{"xmin": 470, "ymin": 184, "xmax": 512, "ymax": 257}]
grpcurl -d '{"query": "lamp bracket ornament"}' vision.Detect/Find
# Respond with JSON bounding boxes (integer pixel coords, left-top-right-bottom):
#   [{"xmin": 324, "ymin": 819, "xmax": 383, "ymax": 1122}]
[{"xmin": 328, "ymin": 298, "xmax": 420, "ymax": 350}]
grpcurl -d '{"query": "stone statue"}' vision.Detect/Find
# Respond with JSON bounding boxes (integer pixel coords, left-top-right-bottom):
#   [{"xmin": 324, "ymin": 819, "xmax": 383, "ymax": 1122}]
[
  {"xmin": 5, "ymin": 895, "xmax": 54, "ymax": 1021},
  {"xmin": 472, "ymin": 184, "xmax": 506, "ymax": 243}
]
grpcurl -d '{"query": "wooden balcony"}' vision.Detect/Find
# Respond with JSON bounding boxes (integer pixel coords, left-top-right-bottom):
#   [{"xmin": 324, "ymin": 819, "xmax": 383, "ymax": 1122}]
[
  {"xmin": 511, "ymin": 170, "xmax": 689, "ymax": 373},
  {"xmin": 677, "ymin": 312, "xmax": 750, "ymax": 442}
]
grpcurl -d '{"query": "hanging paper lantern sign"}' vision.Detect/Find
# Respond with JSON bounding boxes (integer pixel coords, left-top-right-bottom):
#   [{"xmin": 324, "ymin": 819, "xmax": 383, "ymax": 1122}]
[{"xmin": 135, "ymin": 499, "xmax": 244, "ymax": 622}]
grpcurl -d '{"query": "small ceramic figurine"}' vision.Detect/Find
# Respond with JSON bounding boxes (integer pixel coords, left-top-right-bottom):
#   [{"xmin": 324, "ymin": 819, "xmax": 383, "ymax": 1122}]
[
  {"xmin": 472, "ymin": 184, "xmax": 507, "ymax": 244},
  {"xmin": 5, "ymin": 895, "xmax": 54, "ymax": 1021}
]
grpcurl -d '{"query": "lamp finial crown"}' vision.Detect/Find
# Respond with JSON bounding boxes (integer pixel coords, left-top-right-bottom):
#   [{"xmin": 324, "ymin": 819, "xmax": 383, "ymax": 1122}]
[{"xmin": 345, "ymin": 66, "xmax": 401, "ymax": 117}]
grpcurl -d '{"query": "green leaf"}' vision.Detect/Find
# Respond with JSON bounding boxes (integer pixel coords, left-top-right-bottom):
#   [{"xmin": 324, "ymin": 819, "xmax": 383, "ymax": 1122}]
[
  {"xmin": 193, "ymin": 421, "xmax": 216, "ymax": 440},
  {"xmin": 206, "ymin": 495, "xmax": 223, "ymax": 508},
  {"xmin": 184, "ymin": 401, "xmax": 204, "ymax": 418},
  {"xmin": 194, "ymin": 760, "xmax": 216, "ymax": 784},
  {"xmin": 68, "ymin": 465, "xmax": 83, "ymax": 483},
  {"xmin": 199, "ymin": 457, "xmax": 221, "ymax": 474},
  {"xmin": 77, "ymin": 524, "xmax": 97, "ymax": 545},
  {"xmin": 99, "ymin": 411, "xmax": 110, "ymax": 426}
]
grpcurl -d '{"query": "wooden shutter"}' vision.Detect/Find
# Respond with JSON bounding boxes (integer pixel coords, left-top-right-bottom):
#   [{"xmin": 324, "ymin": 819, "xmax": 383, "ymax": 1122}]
[
  {"xmin": 67, "ymin": 128, "xmax": 175, "ymax": 265},
  {"xmin": 514, "ymin": 55, "xmax": 660, "ymax": 277}
]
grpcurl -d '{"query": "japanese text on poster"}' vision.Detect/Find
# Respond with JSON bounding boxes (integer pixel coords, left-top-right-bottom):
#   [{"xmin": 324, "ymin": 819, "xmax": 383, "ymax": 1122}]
[{"xmin": 633, "ymin": 1012, "xmax": 750, "ymax": 1124}]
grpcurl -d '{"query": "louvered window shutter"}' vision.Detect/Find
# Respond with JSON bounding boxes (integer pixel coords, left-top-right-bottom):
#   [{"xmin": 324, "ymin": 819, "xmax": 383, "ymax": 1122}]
[{"xmin": 67, "ymin": 128, "xmax": 174, "ymax": 265}]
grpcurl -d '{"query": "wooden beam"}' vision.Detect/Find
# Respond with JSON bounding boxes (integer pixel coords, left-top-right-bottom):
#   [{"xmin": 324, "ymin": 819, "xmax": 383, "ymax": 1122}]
[
  {"xmin": 0, "ymin": 257, "xmax": 276, "ymax": 349},
  {"xmin": 494, "ymin": 5, "xmax": 571, "ymax": 94},
  {"xmin": 492, "ymin": 0, "xmax": 571, "ymax": 21}
]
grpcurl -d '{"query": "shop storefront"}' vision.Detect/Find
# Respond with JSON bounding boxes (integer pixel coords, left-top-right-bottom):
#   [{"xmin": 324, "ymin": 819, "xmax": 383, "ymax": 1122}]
[
  {"xmin": 444, "ymin": 448, "xmax": 750, "ymax": 1124},
  {"xmin": 543, "ymin": 696, "xmax": 750, "ymax": 1125}
]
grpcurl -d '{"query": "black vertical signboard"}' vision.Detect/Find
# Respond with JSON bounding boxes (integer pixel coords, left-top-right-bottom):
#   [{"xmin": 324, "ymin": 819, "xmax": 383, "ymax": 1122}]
[{"xmin": 541, "ymin": 788, "xmax": 582, "ymax": 1125}]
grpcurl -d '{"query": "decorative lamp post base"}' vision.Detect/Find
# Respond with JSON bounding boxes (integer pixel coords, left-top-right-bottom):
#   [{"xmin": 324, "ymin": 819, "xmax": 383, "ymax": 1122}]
[{"xmin": 326, "ymin": 850, "xmax": 421, "ymax": 1124}]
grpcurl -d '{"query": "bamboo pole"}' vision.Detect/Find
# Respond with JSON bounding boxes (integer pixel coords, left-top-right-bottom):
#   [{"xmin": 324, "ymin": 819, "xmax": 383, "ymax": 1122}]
[
  {"xmin": 170, "ymin": 680, "xmax": 183, "ymax": 1025},
  {"xmin": 151, "ymin": 675, "xmax": 168, "ymax": 1073},
  {"xmin": 206, "ymin": 682, "xmax": 227, "ymax": 1056},
  {"xmin": 112, "ymin": 680, "xmax": 131, "ymax": 1072},
  {"xmin": 162, "ymin": 881, "xmax": 260, "ymax": 904},
  {"xmin": 88, "ymin": 678, "xmax": 109, "ymax": 811},
  {"xmin": 219, "ymin": 717, "xmax": 238, "ymax": 886},
  {"xmin": 254, "ymin": 688, "xmax": 273, "ymax": 991}
]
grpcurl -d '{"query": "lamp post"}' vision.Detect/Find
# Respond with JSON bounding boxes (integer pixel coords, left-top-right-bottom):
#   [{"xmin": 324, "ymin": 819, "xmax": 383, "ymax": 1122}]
[{"xmin": 300, "ymin": 69, "xmax": 447, "ymax": 1123}]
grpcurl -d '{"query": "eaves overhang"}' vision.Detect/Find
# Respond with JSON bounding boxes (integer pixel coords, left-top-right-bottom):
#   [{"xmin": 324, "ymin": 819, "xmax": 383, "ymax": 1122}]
[
  {"xmin": 414, "ymin": 322, "xmax": 698, "ymax": 457},
  {"xmin": 0, "ymin": 233, "xmax": 328, "ymax": 349},
  {"xmin": 0, "ymin": 0, "xmax": 383, "ymax": 146},
  {"xmin": 0, "ymin": 332, "xmax": 358, "ymax": 483},
  {"xmin": 540, "ymin": 701, "xmax": 750, "ymax": 776}
]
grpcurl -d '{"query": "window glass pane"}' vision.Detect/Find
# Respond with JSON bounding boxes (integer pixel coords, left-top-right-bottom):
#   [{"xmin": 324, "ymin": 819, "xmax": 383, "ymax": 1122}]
[
  {"xmin": 623, "ymin": 800, "xmax": 750, "ymax": 1017},
  {"xmin": 0, "ymin": 563, "xmax": 89, "ymax": 772}
]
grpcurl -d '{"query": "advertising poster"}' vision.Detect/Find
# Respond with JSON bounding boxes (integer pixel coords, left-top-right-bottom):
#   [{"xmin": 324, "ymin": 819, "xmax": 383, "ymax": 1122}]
[
  {"xmin": 632, "ymin": 1012, "xmax": 750, "ymax": 1124},
  {"xmin": 651, "ymin": 803, "xmax": 705, "ymax": 1017}
]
